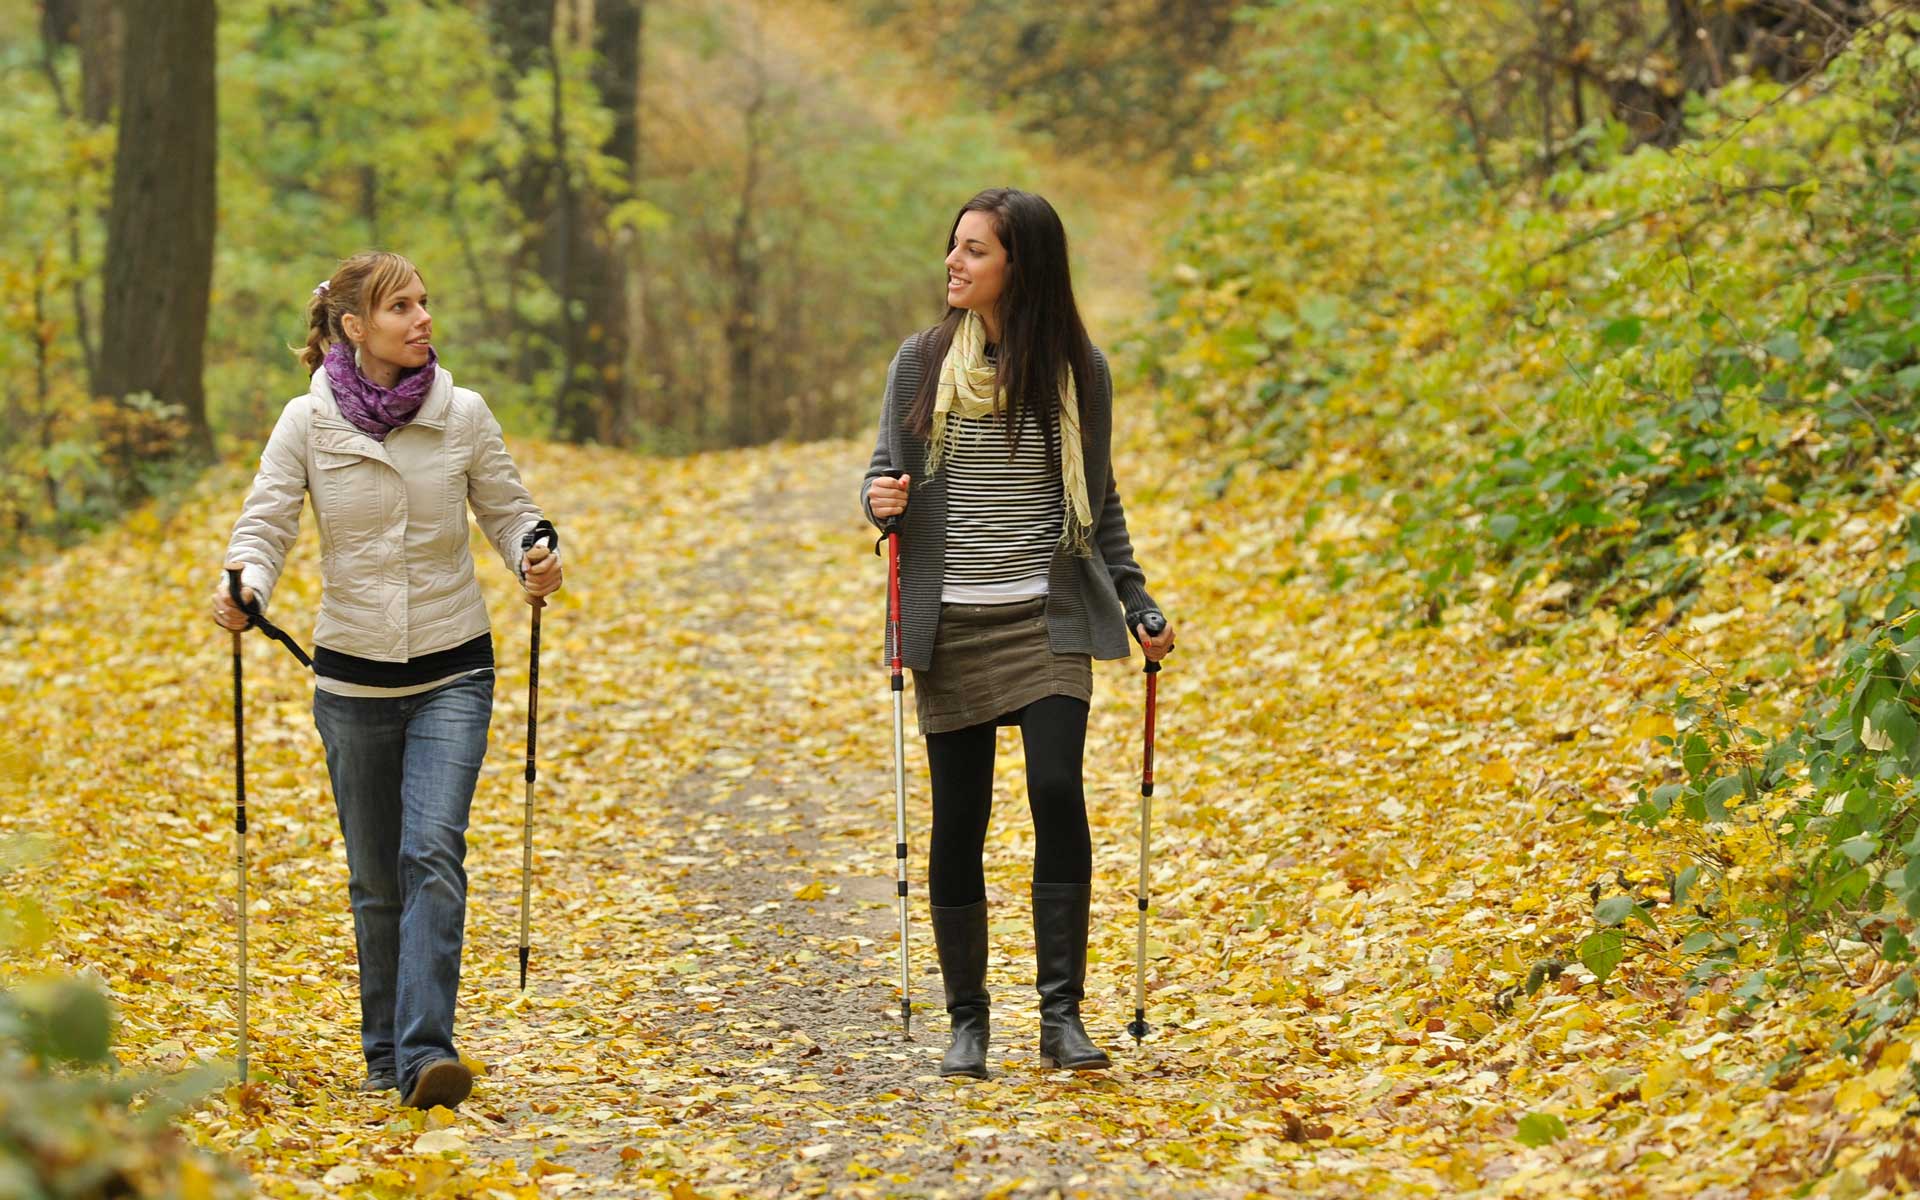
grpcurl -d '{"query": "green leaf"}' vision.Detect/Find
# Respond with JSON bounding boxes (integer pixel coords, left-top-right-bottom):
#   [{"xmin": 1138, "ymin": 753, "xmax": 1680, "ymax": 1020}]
[
  {"xmin": 1593, "ymin": 896, "xmax": 1636, "ymax": 927},
  {"xmin": 1514, "ymin": 1111, "xmax": 1568, "ymax": 1148},
  {"xmin": 1298, "ymin": 294, "xmax": 1341, "ymax": 333},
  {"xmin": 1870, "ymin": 698, "xmax": 1919, "ymax": 762},
  {"xmin": 1579, "ymin": 929, "xmax": 1627, "ymax": 982},
  {"xmin": 1838, "ymin": 835, "xmax": 1879, "ymax": 865},
  {"xmin": 1682, "ymin": 733, "xmax": 1712, "ymax": 779},
  {"xmin": 9, "ymin": 978, "xmax": 113, "ymax": 1064},
  {"xmin": 1672, "ymin": 865, "xmax": 1699, "ymax": 906},
  {"xmin": 1882, "ymin": 928, "xmax": 1912, "ymax": 963},
  {"xmin": 1702, "ymin": 774, "xmax": 1742, "ymax": 820},
  {"xmin": 1599, "ymin": 317, "xmax": 1642, "ymax": 347}
]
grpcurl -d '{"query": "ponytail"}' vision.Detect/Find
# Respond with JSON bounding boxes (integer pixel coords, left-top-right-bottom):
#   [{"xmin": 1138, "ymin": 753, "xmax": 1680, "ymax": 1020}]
[{"xmin": 298, "ymin": 288, "xmax": 334, "ymax": 374}]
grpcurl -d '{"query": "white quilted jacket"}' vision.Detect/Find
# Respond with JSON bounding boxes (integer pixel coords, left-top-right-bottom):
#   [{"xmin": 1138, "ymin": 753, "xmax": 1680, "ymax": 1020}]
[{"xmin": 223, "ymin": 366, "xmax": 544, "ymax": 662}]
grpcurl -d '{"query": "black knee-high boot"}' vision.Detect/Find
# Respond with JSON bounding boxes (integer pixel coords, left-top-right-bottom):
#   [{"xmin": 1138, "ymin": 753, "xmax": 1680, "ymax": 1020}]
[
  {"xmin": 1032, "ymin": 882, "xmax": 1110, "ymax": 1070},
  {"xmin": 930, "ymin": 901, "xmax": 990, "ymax": 1079}
]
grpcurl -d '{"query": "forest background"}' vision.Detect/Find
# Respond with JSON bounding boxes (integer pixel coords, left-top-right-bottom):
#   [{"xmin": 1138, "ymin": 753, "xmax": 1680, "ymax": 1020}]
[{"xmin": 5, "ymin": 0, "xmax": 1920, "ymax": 1196}]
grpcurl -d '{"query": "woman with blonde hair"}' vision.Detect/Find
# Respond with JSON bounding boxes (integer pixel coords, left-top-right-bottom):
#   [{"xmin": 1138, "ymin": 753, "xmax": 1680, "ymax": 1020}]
[{"xmin": 213, "ymin": 251, "xmax": 562, "ymax": 1108}]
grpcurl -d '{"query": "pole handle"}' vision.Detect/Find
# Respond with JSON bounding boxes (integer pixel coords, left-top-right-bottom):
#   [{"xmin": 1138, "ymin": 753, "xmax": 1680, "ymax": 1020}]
[
  {"xmin": 523, "ymin": 535, "xmax": 553, "ymax": 610},
  {"xmin": 225, "ymin": 566, "xmax": 316, "ymax": 669},
  {"xmin": 226, "ymin": 567, "xmax": 253, "ymax": 623},
  {"xmin": 870, "ymin": 472, "xmax": 907, "ymax": 550},
  {"xmin": 1137, "ymin": 611, "xmax": 1165, "ymax": 675}
]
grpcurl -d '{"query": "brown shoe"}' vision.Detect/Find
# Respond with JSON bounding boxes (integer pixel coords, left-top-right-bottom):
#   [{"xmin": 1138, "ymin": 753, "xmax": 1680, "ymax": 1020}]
[{"xmin": 403, "ymin": 1059, "xmax": 473, "ymax": 1109}]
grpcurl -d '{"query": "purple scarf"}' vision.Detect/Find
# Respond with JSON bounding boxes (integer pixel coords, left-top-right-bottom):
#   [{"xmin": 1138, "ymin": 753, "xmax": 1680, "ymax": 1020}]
[{"xmin": 322, "ymin": 340, "xmax": 438, "ymax": 442}]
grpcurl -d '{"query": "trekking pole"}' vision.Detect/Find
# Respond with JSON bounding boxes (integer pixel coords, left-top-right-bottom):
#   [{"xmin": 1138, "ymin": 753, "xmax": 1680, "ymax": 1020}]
[
  {"xmin": 225, "ymin": 568, "xmax": 252, "ymax": 1083},
  {"xmin": 518, "ymin": 538, "xmax": 550, "ymax": 991},
  {"xmin": 1128, "ymin": 612, "xmax": 1166, "ymax": 1046},
  {"xmin": 875, "ymin": 502, "xmax": 911, "ymax": 1036}
]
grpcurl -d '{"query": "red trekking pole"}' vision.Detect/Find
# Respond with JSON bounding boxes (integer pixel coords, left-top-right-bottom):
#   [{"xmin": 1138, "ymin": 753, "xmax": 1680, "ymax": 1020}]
[{"xmin": 876, "ymin": 505, "xmax": 911, "ymax": 1035}]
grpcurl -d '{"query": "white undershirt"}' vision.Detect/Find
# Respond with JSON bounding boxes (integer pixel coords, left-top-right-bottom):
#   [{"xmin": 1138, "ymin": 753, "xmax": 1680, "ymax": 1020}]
[{"xmin": 314, "ymin": 669, "xmax": 489, "ymax": 699}]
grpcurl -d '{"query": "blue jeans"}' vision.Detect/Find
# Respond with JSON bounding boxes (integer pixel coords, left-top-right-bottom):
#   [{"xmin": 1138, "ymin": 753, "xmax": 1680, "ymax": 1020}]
[{"xmin": 312, "ymin": 670, "xmax": 493, "ymax": 1093}]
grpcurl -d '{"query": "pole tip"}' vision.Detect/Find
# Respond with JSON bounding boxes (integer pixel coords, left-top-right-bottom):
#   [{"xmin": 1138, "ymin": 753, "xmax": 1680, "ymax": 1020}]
[
  {"xmin": 519, "ymin": 946, "xmax": 530, "ymax": 991},
  {"xmin": 1127, "ymin": 1019, "xmax": 1150, "ymax": 1043},
  {"xmin": 901, "ymin": 998, "xmax": 912, "ymax": 1037}
]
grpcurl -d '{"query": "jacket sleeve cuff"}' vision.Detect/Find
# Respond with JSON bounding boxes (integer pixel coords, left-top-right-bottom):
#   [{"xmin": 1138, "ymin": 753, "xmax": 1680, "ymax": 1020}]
[
  {"xmin": 1118, "ymin": 580, "xmax": 1158, "ymax": 624},
  {"xmin": 236, "ymin": 562, "xmax": 276, "ymax": 613}
]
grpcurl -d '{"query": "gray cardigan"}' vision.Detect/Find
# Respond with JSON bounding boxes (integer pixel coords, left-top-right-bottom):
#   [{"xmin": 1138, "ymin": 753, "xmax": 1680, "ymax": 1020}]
[{"xmin": 861, "ymin": 331, "xmax": 1160, "ymax": 672}]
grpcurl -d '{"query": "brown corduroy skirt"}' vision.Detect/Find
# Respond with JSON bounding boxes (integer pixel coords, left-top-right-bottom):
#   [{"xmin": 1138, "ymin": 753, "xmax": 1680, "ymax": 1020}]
[{"xmin": 911, "ymin": 596, "xmax": 1094, "ymax": 735}]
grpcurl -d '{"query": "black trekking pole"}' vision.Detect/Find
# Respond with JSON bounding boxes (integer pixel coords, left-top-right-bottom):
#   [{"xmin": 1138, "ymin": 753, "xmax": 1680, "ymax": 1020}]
[
  {"xmin": 225, "ymin": 569, "xmax": 253, "ymax": 1084},
  {"xmin": 221, "ymin": 564, "xmax": 313, "ymax": 1084},
  {"xmin": 518, "ymin": 538, "xmax": 551, "ymax": 991},
  {"xmin": 1127, "ymin": 612, "xmax": 1166, "ymax": 1046},
  {"xmin": 875, "ymin": 511, "xmax": 911, "ymax": 1035}
]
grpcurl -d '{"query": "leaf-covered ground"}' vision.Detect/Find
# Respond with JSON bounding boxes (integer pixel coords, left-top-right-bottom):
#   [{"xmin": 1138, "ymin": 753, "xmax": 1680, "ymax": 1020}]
[{"xmin": 2, "ymin": 414, "xmax": 1918, "ymax": 1197}]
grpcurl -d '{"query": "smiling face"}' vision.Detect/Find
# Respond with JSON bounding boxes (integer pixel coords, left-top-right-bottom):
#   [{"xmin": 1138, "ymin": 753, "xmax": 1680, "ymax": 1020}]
[
  {"xmin": 341, "ymin": 272, "xmax": 432, "ymax": 381},
  {"xmin": 945, "ymin": 210, "xmax": 1009, "ymax": 325}
]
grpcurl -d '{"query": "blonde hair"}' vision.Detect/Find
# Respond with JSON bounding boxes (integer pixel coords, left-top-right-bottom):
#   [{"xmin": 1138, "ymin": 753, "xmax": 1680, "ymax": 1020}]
[{"xmin": 297, "ymin": 251, "xmax": 424, "ymax": 374}]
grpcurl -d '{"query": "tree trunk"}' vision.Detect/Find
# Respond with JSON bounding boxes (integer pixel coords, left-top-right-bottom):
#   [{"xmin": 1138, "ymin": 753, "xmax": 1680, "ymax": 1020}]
[
  {"xmin": 1566, "ymin": 0, "xmax": 1587, "ymax": 161},
  {"xmin": 487, "ymin": 0, "xmax": 556, "ymax": 394},
  {"xmin": 78, "ymin": 0, "xmax": 119, "ymax": 124},
  {"xmin": 1533, "ymin": 0, "xmax": 1555, "ymax": 174},
  {"xmin": 586, "ymin": 0, "xmax": 641, "ymax": 444},
  {"xmin": 37, "ymin": 1, "xmax": 104, "ymax": 393},
  {"xmin": 44, "ymin": 0, "xmax": 122, "ymax": 123},
  {"xmin": 618, "ymin": 1, "xmax": 652, "ymax": 440},
  {"xmin": 98, "ymin": 0, "xmax": 216, "ymax": 458},
  {"xmin": 725, "ymin": 54, "xmax": 768, "ymax": 447},
  {"xmin": 547, "ymin": 37, "xmax": 590, "ymax": 443},
  {"xmin": 489, "ymin": 0, "xmax": 553, "ymax": 77},
  {"xmin": 491, "ymin": 0, "xmax": 642, "ymax": 445}
]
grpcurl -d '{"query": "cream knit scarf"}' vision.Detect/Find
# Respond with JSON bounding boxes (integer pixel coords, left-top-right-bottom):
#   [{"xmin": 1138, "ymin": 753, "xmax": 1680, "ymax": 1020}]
[{"xmin": 926, "ymin": 310, "xmax": 1093, "ymax": 556}]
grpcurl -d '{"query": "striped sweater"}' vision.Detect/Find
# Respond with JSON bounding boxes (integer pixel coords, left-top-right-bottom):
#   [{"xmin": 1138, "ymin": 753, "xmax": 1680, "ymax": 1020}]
[
  {"xmin": 940, "ymin": 403, "xmax": 1062, "ymax": 601},
  {"xmin": 861, "ymin": 330, "xmax": 1159, "ymax": 672}
]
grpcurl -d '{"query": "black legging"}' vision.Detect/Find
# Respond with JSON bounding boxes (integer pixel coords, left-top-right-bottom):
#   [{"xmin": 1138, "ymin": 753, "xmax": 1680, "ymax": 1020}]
[{"xmin": 926, "ymin": 695, "xmax": 1091, "ymax": 907}]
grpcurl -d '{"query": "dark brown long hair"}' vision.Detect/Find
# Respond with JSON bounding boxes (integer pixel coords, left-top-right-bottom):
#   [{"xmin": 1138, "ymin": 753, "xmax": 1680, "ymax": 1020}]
[{"xmin": 907, "ymin": 189, "xmax": 1094, "ymax": 457}]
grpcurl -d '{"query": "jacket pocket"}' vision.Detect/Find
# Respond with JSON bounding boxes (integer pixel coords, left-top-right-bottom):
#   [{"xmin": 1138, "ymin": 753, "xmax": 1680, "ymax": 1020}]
[{"xmin": 312, "ymin": 449, "xmax": 386, "ymax": 543}]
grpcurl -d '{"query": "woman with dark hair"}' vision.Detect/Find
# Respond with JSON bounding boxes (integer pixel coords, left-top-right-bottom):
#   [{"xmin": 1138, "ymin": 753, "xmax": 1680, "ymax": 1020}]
[
  {"xmin": 862, "ymin": 188, "xmax": 1176, "ymax": 1079},
  {"xmin": 211, "ymin": 251, "xmax": 563, "ymax": 1109}
]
